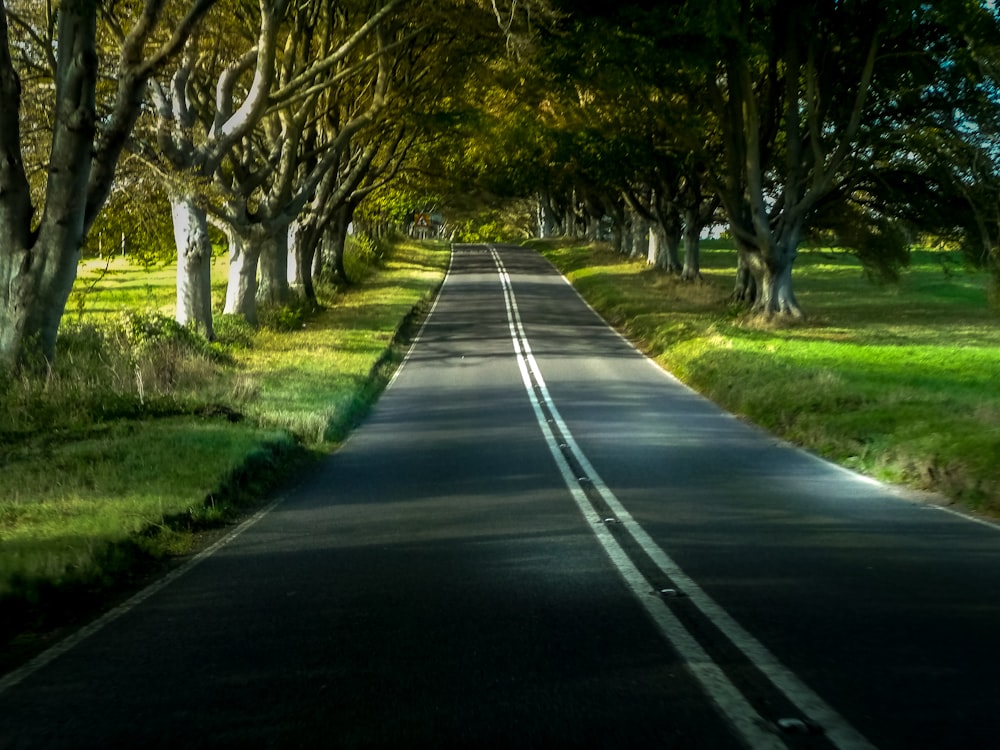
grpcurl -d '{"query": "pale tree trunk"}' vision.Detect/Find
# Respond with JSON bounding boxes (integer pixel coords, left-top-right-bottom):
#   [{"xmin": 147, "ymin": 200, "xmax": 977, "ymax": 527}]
[
  {"xmin": 730, "ymin": 233, "xmax": 801, "ymax": 317},
  {"xmin": 0, "ymin": 0, "xmax": 93, "ymax": 367},
  {"xmin": 0, "ymin": 244, "xmax": 33, "ymax": 369},
  {"xmin": 627, "ymin": 210, "xmax": 645, "ymax": 258},
  {"xmin": 652, "ymin": 195, "xmax": 683, "ymax": 272},
  {"xmin": 0, "ymin": 235, "xmax": 79, "ymax": 370},
  {"xmin": 224, "ymin": 224, "xmax": 263, "ymax": 325},
  {"xmin": 646, "ymin": 224, "xmax": 661, "ymax": 266},
  {"xmin": 0, "ymin": 0, "xmax": 218, "ymax": 371},
  {"xmin": 656, "ymin": 213, "xmax": 681, "ymax": 273},
  {"xmin": 288, "ymin": 216, "xmax": 319, "ymax": 306},
  {"xmin": 170, "ymin": 192, "xmax": 214, "ymax": 338},
  {"xmin": 537, "ymin": 192, "xmax": 558, "ymax": 238},
  {"xmin": 312, "ymin": 232, "xmax": 325, "ymax": 282},
  {"xmin": 564, "ymin": 206, "xmax": 577, "ymax": 238}
]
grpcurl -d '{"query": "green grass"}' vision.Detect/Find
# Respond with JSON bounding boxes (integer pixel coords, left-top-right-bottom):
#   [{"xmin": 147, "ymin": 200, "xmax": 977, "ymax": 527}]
[
  {"xmin": 0, "ymin": 420, "xmax": 295, "ymax": 592},
  {"xmin": 0, "ymin": 238, "xmax": 449, "ymax": 652},
  {"xmin": 69, "ymin": 255, "xmax": 228, "ymax": 321},
  {"xmin": 533, "ymin": 239, "xmax": 1000, "ymax": 513},
  {"xmin": 236, "ymin": 240, "xmax": 449, "ymax": 443}
]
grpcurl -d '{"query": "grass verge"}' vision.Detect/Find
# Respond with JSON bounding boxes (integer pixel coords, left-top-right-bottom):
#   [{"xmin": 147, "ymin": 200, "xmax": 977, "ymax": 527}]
[
  {"xmin": 0, "ymin": 238, "xmax": 449, "ymax": 663},
  {"xmin": 531, "ymin": 239, "xmax": 1000, "ymax": 515}
]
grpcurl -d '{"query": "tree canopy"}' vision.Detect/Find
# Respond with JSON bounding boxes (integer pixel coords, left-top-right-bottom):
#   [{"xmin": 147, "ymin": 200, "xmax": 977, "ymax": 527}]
[{"xmin": 2, "ymin": 0, "xmax": 999, "ymax": 371}]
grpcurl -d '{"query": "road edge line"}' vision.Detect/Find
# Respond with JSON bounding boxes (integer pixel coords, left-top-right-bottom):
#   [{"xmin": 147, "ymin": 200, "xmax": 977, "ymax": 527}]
[{"xmin": 0, "ymin": 497, "xmax": 285, "ymax": 697}]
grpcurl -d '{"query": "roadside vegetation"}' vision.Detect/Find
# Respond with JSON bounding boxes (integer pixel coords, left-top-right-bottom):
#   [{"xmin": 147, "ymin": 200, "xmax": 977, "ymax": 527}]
[
  {"xmin": 0, "ymin": 238, "xmax": 449, "ymax": 656},
  {"xmin": 534, "ymin": 239, "xmax": 1000, "ymax": 515}
]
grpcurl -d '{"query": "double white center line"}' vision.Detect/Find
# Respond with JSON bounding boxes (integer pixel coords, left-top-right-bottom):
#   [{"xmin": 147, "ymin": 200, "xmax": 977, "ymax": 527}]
[{"xmin": 489, "ymin": 247, "xmax": 875, "ymax": 750}]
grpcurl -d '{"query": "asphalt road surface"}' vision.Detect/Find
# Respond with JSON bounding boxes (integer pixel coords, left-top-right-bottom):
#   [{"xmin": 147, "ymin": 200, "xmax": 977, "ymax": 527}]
[{"xmin": 3, "ymin": 243, "xmax": 1000, "ymax": 749}]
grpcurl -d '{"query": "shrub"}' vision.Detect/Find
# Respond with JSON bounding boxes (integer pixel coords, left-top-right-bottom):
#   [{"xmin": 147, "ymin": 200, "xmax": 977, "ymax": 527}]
[
  {"xmin": 258, "ymin": 298, "xmax": 312, "ymax": 332},
  {"xmin": 213, "ymin": 314, "xmax": 256, "ymax": 350}
]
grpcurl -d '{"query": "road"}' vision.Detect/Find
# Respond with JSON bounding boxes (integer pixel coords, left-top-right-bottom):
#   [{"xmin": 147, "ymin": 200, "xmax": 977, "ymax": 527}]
[{"xmin": 2, "ymin": 243, "xmax": 1000, "ymax": 749}]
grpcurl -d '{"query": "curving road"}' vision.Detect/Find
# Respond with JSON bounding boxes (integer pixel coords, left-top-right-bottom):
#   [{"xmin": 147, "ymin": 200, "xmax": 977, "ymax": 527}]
[{"xmin": 2, "ymin": 244, "xmax": 1000, "ymax": 749}]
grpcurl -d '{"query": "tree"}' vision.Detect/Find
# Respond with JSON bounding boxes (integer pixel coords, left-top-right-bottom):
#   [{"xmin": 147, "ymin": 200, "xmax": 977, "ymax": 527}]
[
  {"xmin": 149, "ymin": 0, "xmax": 292, "ymax": 336},
  {"xmin": 0, "ymin": 0, "xmax": 219, "ymax": 369}
]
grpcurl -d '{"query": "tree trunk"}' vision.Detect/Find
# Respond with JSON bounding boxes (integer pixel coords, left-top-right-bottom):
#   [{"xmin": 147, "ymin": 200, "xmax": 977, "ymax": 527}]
[
  {"xmin": 223, "ymin": 224, "xmax": 262, "ymax": 325},
  {"xmin": 731, "ymin": 234, "xmax": 803, "ymax": 317},
  {"xmin": 0, "ymin": 234, "xmax": 79, "ymax": 370},
  {"xmin": 312, "ymin": 231, "xmax": 326, "ymax": 283},
  {"xmin": 646, "ymin": 224, "xmax": 661, "ymax": 266},
  {"xmin": 323, "ymin": 205, "xmax": 352, "ymax": 283},
  {"xmin": 537, "ymin": 192, "xmax": 559, "ymax": 238},
  {"xmin": 0, "ymin": 0, "xmax": 96, "ymax": 369},
  {"xmin": 288, "ymin": 217, "xmax": 319, "ymax": 306},
  {"xmin": 754, "ymin": 254, "xmax": 802, "ymax": 317},
  {"xmin": 611, "ymin": 221, "xmax": 624, "ymax": 254},
  {"xmin": 681, "ymin": 210, "xmax": 702, "ymax": 281},
  {"xmin": 170, "ymin": 192, "xmax": 214, "ymax": 338},
  {"xmin": 627, "ymin": 211, "xmax": 645, "ymax": 258},
  {"xmin": 0, "ymin": 243, "xmax": 34, "ymax": 369},
  {"xmin": 661, "ymin": 229, "xmax": 682, "ymax": 272},
  {"xmin": 564, "ymin": 206, "xmax": 577, "ymax": 238},
  {"xmin": 730, "ymin": 237, "xmax": 758, "ymax": 304},
  {"xmin": 257, "ymin": 222, "xmax": 291, "ymax": 307}
]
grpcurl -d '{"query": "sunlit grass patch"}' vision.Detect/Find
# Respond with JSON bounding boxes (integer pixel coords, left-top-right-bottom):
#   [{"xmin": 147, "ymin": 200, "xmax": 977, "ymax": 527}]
[
  {"xmin": 1, "ymin": 238, "xmax": 449, "ymax": 646},
  {"xmin": 0, "ymin": 420, "xmax": 294, "ymax": 599},
  {"xmin": 536, "ymin": 239, "xmax": 1000, "ymax": 515},
  {"xmin": 235, "ymin": 240, "xmax": 450, "ymax": 444},
  {"xmin": 69, "ymin": 254, "xmax": 230, "ymax": 322}
]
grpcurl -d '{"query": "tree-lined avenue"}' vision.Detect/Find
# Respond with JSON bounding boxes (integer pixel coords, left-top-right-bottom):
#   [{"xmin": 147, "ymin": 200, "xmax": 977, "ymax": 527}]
[{"xmin": 2, "ymin": 245, "xmax": 1000, "ymax": 748}]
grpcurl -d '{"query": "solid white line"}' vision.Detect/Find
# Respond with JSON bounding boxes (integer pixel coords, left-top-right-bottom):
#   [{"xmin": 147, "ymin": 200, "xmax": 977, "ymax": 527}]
[
  {"xmin": 490, "ymin": 249, "xmax": 787, "ymax": 750},
  {"xmin": 0, "ymin": 497, "xmax": 284, "ymax": 697},
  {"xmin": 511, "ymin": 253, "xmax": 875, "ymax": 748},
  {"xmin": 492, "ymin": 247, "xmax": 877, "ymax": 750}
]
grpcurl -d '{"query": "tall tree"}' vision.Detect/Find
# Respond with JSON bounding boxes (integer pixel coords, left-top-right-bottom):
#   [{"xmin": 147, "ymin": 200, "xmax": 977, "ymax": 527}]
[
  {"xmin": 0, "ymin": 0, "xmax": 219, "ymax": 369},
  {"xmin": 149, "ymin": 0, "xmax": 291, "ymax": 336}
]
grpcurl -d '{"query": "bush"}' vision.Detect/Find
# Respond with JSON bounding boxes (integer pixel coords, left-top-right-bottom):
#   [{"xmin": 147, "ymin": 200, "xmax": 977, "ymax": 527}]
[
  {"xmin": 115, "ymin": 311, "xmax": 215, "ymax": 360},
  {"xmin": 0, "ymin": 314, "xmax": 233, "ymax": 435},
  {"xmin": 258, "ymin": 296, "xmax": 314, "ymax": 332},
  {"xmin": 213, "ymin": 314, "xmax": 256, "ymax": 350}
]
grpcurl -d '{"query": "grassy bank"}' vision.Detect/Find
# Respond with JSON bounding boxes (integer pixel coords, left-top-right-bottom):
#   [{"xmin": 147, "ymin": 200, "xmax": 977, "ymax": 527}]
[
  {"xmin": 532, "ymin": 239, "xmax": 1000, "ymax": 515},
  {"xmin": 0, "ymin": 238, "xmax": 449, "ymax": 654}
]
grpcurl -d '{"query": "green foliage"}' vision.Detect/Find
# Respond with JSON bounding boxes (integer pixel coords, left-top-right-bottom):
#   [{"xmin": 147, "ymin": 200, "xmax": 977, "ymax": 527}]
[
  {"xmin": 344, "ymin": 232, "xmax": 389, "ymax": 281},
  {"xmin": 258, "ymin": 296, "xmax": 313, "ymax": 332},
  {"xmin": 452, "ymin": 201, "xmax": 535, "ymax": 243},
  {"xmin": 0, "ymin": 314, "xmax": 229, "ymax": 439},
  {"xmin": 809, "ymin": 202, "xmax": 912, "ymax": 283},
  {"xmin": 213, "ymin": 314, "xmax": 256, "ymax": 350},
  {"xmin": 116, "ymin": 311, "xmax": 216, "ymax": 360}
]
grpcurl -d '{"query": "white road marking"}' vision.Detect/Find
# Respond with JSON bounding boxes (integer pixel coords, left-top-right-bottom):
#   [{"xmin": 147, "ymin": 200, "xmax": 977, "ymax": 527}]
[{"xmin": 489, "ymin": 246, "xmax": 876, "ymax": 750}]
